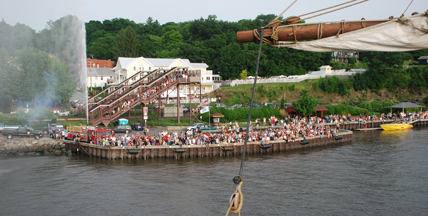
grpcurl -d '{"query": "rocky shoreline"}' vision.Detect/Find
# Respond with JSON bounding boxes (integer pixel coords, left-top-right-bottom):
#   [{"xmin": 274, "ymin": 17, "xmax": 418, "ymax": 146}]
[{"xmin": 0, "ymin": 137, "xmax": 71, "ymax": 156}]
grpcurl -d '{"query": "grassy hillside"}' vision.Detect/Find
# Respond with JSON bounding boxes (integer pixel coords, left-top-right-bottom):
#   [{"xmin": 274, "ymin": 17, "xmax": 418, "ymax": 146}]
[{"xmin": 210, "ymin": 79, "xmax": 428, "ymax": 106}]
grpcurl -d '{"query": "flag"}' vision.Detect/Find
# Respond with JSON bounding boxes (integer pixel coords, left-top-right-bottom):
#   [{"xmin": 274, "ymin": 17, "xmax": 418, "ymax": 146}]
[
  {"xmin": 200, "ymin": 106, "xmax": 209, "ymax": 114},
  {"xmin": 199, "ymin": 99, "xmax": 209, "ymax": 107}
]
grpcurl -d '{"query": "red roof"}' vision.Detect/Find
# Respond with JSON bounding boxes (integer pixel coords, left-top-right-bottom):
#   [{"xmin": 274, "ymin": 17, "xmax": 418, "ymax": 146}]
[{"xmin": 315, "ymin": 105, "xmax": 328, "ymax": 111}]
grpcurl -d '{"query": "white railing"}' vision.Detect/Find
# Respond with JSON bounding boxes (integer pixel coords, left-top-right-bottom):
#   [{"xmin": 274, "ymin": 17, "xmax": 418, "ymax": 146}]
[
  {"xmin": 166, "ymin": 98, "xmax": 217, "ymax": 104},
  {"xmin": 230, "ymin": 70, "xmax": 365, "ymax": 86}
]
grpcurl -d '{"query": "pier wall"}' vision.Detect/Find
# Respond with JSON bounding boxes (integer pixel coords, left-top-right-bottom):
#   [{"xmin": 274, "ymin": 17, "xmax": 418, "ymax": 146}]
[{"xmin": 65, "ymin": 131, "xmax": 353, "ymax": 160}]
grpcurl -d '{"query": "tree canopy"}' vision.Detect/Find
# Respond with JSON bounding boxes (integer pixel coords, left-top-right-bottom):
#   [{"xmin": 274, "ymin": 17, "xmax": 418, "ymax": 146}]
[{"xmin": 292, "ymin": 89, "xmax": 319, "ymax": 116}]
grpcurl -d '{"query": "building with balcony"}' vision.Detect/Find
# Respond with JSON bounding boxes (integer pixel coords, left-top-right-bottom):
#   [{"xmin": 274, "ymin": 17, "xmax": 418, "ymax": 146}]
[{"xmin": 112, "ymin": 57, "xmax": 220, "ymax": 99}]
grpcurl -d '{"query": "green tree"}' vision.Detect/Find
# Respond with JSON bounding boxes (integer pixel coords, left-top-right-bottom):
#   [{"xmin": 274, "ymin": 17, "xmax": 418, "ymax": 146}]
[
  {"xmin": 113, "ymin": 26, "xmax": 139, "ymax": 59},
  {"xmin": 162, "ymin": 30, "xmax": 183, "ymax": 47},
  {"xmin": 240, "ymin": 69, "xmax": 248, "ymax": 79},
  {"xmin": 88, "ymin": 34, "xmax": 115, "ymax": 60},
  {"xmin": 292, "ymin": 89, "xmax": 318, "ymax": 116}
]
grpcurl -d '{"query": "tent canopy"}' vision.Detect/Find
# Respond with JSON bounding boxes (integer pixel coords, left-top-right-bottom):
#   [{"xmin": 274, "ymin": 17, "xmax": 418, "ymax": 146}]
[
  {"xmin": 389, "ymin": 102, "xmax": 423, "ymax": 109},
  {"xmin": 315, "ymin": 105, "xmax": 328, "ymax": 111},
  {"xmin": 210, "ymin": 113, "xmax": 225, "ymax": 118}
]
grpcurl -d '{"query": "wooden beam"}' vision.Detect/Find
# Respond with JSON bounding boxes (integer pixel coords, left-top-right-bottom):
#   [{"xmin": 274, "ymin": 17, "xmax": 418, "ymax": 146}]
[{"xmin": 237, "ymin": 21, "xmax": 386, "ymax": 44}]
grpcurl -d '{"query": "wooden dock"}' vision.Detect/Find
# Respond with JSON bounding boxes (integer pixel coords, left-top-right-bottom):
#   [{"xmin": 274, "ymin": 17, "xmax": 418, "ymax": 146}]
[{"xmin": 65, "ymin": 131, "xmax": 353, "ymax": 160}]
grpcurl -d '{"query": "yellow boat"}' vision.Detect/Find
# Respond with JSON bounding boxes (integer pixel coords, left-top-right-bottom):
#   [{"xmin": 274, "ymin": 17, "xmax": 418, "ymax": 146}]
[{"xmin": 380, "ymin": 123, "xmax": 413, "ymax": 131}]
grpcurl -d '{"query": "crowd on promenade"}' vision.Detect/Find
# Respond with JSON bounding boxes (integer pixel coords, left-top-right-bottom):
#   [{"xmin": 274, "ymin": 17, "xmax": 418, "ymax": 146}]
[{"xmin": 90, "ymin": 110, "xmax": 428, "ymax": 147}]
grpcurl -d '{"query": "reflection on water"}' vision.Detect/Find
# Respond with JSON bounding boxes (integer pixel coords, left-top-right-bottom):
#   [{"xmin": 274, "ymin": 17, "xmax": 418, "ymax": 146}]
[{"xmin": 1, "ymin": 128, "xmax": 428, "ymax": 215}]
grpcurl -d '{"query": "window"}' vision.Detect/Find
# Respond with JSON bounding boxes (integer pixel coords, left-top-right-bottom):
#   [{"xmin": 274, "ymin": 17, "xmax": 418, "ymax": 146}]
[
  {"xmin": 101, "ymin": 76, "xmax": 103, "ymax": 80},
  {"xmin": 134, "ymin": 66, "xmax": 136, "ymax": 71},
  {"xmin": 149, "ymin": 67, "xmax": 151, "ymax": 71},
  {"xmin": 207, "ymin": 77, "xmax": 210, "ymax": 80}
]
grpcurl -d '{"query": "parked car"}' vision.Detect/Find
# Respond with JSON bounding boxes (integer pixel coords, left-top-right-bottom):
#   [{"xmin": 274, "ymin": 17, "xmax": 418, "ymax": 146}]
[
  {"xmin": 197, "ymin": 124, "xmax": 218, "ymax": 132},
  {"xmin": 264, "ymin": 103, "xmax": 279, "ymax": 108},
  {"xmin": 186, "ymin": 123, "xmax": 205, "ymax": 131},
  {"xmin": 69, "ymin": 100, "xmax": 79, "ymax": 108},
  {"xmin": 2, "ymin": 126, "xmax": 44, "ymax": 139},
  {"xmin": 181, "ymin": 105, "xmax": 189, "ymax": 113},
  {"xmin": 215, "ymin": 103, "xmax": 226, "ymax": 108},
  {"xmin": 58, "ymin": 110, "xmax": 70, "ymax": 116},
  {"xmin": 409, "ymin": 62, "xmax": 418, "ymax": 66},
  {"xmin": 42, "ymin": 124, "xmax": 65, "ymax": 135},
  {"xmin": 252, "ymin": 103, "xmax": 263, "ymax": 109},
  {"xmin": 112, "ymin": 124, "xmax": 132, "ymax": 133},
  {"xmin": 284, "ymin": 103, "xmax": 293, "ymax": 108},
  {"xmin": 132, "ymin": 122, "xmax": 144, "ymax": 131}
]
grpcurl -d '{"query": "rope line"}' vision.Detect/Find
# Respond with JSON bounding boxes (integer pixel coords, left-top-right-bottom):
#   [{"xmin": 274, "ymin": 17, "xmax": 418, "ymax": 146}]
[
  {"xmin": 302, "ymin": 0, "xmax": 369, "ymax": 22},
  {"xmin": 253, "ymin": 29, "xmax": 272, "ymax": 45},
  {"xmin": 226, "ymin": 29, "xmax": 263, "ymax": 215},
  {"xmin": 317, "ymin": 23, "xmax": 323, "ymax": 39},
  {"xmin": 401, "ymin": 0, "xmax": 414, "ymax": 17},
  {"xmin": 397, "ymin": 17, "xmax": 428, "ymax": 33},
  {"xmin": 239, "ymin": 28, "xmax": 263, "ymax": 176},
  {"xmin": 274, "ymin": 0, "xmax": 298, "ymax": 20},
  {"xmin": 298, "ymin": 0, "xmax": 357, "ymax": 17}
]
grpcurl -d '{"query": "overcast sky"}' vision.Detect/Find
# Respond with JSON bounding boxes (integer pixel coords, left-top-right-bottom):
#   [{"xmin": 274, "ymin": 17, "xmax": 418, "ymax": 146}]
[{"xmin": 1, "ymin": 0, "xmax": 427, "ymax": 31}]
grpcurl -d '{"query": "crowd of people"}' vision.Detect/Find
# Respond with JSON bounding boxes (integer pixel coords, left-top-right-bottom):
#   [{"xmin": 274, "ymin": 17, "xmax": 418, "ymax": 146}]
[{"xmin": 83, "ymin": 110, "xmax": 428, "ymax": 147}]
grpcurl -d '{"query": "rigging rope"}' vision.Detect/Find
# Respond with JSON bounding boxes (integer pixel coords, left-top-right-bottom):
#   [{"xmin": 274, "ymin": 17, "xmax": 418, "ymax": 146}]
[
  {"xmin": 274, "ymin": 0, "xmax": 298, "ymax": 21},
  {"xmin": 298, "ymin": 0, "xmax": 358, "ymax": 18},
  {"xmin": 226, "ymin": 28, "xmax": 264, "ymax": 216},
  {"xmin": 397, "ymin": 16, "xmax": 428, "ymax": 33},
  {"xmin": 302, "ymin": 0, "xmax": 369, "ymax": 22},
  {"xmin": 401, "ymin": 0, "xmax": 414, "ymax": 17}
]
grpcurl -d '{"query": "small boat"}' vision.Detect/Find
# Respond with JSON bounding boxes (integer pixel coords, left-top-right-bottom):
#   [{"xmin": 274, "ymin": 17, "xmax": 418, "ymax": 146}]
[{"xmin": 380, "ymin": 123, "xmax": 413, "ymax": 131}]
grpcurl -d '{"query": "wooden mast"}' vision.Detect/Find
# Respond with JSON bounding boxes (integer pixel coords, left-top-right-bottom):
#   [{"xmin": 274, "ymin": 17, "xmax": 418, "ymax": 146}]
[{"xmin": 236, "ymin": 20, "xmax": 387, "ymax": 44}]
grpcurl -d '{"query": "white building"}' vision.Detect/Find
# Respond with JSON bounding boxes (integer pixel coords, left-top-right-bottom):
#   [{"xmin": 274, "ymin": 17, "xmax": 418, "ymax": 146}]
[
  {"xmin": 86, "ymin": 68, "xmax": 115, "ymax": 87},
  {"xmin": 112, "ymin": 57, "xmax": 219, "ymax": 98}
]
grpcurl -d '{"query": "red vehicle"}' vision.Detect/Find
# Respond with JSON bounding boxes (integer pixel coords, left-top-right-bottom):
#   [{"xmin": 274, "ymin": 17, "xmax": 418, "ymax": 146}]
[
  {"xmin": 50, "ymin": 108, "xmax": 60, "ymax": 114},
  {"xmin": 66, "ymin": 126, "xmax": 115, "ymax": 143}
]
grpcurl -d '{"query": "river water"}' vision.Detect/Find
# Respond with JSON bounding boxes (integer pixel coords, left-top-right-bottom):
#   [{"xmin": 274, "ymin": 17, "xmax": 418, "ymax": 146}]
[{"xmin": 1, "ymin": 128, "xmax": 427, "ymax": 216}]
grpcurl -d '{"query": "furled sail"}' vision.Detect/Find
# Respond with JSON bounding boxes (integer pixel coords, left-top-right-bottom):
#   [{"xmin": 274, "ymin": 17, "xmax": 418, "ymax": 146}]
[{"xmin": 236, "ymin": 13, "xmax": 428, "ymax": 52}]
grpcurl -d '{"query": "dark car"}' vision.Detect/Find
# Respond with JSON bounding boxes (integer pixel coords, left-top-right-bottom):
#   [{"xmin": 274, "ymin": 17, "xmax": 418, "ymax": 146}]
[
  {"xmin": 132, "ymin": 123, "xmax": 144, "ymax": 131},
  {"xmin": 182, "ymin": 105, "xmax": 189, "ymax": 113},
  {"xmin": 113, "ymin": 124, "xmax": 132, "ymax": 133},
  {"xmin": 409, "ymin": 62, "xmax": 418, "ymax": 66}
]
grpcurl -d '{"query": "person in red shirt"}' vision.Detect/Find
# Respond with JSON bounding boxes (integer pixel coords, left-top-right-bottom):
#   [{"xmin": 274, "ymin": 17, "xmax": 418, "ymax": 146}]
[{"xmin": 164, "ymin": 135, "xmax": 169, "ymax": 145}]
